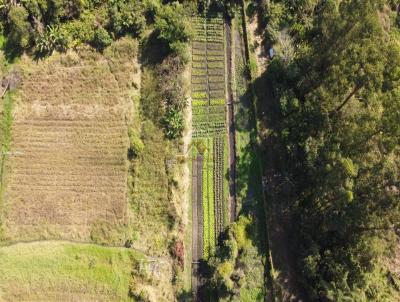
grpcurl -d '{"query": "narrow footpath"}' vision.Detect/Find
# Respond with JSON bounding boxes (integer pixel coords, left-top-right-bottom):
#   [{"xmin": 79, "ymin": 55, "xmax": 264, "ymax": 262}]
[{"xmin": 192, "ymin": 155, "xmax": 203, "ymax": 299}]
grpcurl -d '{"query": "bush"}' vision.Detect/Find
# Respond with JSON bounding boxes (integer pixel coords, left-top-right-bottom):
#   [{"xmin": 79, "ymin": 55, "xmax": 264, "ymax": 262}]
[
  {"xmin": 108, "ymin": 0, "xmax": 146, "ymax": 37},
  {"xmin": 35, "ymin": 25, "xmax": 67, "ymax": 55},
  {"xmin": 129, "ymin": 133, "xmax": 144, "ymax": 156},
  {"xmin": 91, "ymin": 27, "xmax": 112, "ymax": 50},
  {"xmin": 60, "ymin": 12, "xmax": 96, "ymax": 47},
  {"xmin": 162, "ymin": 108, "xmax": 184, "ymax": 139}
]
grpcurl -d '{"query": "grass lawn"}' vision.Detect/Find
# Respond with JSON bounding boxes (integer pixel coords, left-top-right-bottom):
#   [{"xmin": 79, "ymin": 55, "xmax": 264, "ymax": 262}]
[{"xmin": 0, "ymin": 241, "xmax": 143, "ymax": 301}]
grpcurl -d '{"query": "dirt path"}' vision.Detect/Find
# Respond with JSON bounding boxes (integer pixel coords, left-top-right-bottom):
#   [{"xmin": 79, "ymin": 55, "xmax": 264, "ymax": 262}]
[
  {"xmin": 191, "ymin": 155, "xmax": 203, "ymax": 299},
  {"xmin": 225, "ymin": 19, "xmax": 237, "ymax": 223}
]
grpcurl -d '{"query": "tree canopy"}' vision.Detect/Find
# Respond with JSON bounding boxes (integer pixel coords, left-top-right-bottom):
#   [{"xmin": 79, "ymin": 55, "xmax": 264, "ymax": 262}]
[{"xmin": 257, "ymin": 0, "xmax": 400, "ymax": 300}]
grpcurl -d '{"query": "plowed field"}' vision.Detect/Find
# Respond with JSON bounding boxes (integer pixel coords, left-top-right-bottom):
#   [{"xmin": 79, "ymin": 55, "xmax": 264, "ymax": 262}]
[{"xmin": 1, "ymin": 45, "xmax": 138, "ymax": 244}]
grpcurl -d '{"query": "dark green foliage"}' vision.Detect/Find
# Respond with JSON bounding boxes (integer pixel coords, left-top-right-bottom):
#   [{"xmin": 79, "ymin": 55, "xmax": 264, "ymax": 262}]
[
  {"xmin": 155, "ymin": 55, "xmax": 187, "ymax": 139},
  {"xmin": 108, "ymin": 0, "xmax": 146, "ymax": 37},
  {"xmin": 206, "ymin": 215, "xmax": 265, "ymax": 301},
  {"xmin": 91, "ymin": 27, "xmax": 112, "ymax": 50},
  {"xmin": 209, "ymin": 0, "xmax": 238, "ymax": 16},
  {"xmin": 162, "ymin": 108, "xmax": 184, "ymax": 139},
  {"xmin": 256, "ymin": 0, "xmax": 400, "ymax": 300},
  {"xmin": 154, "ymin": 2, "xmax": 192, "ymax": 61},
  {"xmin": 5, "ymin": 6, "xmax": 32, "ymax": 55},
  {"xmin": 35, "ymin": 25, "xmax": 66, "ymax": 55},
  {"xmin": 0, "ymin": 0, "xmax": 150, "ymax": 56}
]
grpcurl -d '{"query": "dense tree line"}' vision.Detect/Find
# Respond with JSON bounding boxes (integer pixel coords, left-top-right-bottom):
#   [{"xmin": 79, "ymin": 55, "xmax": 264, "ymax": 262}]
[
  {"xmin": 256, "ymin": 0, "xmax": 399, "ymax": 300},
  {"xmin": 0, "ymin": 0, "xmax": 192, "ymax": 57}
]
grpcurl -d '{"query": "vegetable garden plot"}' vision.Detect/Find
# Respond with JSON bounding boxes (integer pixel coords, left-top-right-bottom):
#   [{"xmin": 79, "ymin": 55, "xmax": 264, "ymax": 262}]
[{"xmin": 191, "ymin": 15, "xmax": 227, "ymax": 260}]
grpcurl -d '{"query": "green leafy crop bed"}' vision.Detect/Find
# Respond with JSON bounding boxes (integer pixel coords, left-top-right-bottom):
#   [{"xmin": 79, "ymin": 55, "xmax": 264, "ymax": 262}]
[{"xmin": 191, "ymin": 15, "xmax": 227, "ymax": 259}]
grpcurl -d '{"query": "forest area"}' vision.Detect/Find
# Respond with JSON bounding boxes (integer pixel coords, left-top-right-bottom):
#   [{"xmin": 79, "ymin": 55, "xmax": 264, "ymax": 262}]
[{"xmin": 249, "ymin": 0, "xmax": 400, "ymax": 301}]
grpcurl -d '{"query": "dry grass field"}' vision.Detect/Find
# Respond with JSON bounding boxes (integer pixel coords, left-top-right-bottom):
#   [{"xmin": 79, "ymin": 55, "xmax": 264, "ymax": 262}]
[{"xmin": 1, "ymin": 39, "xmax": 139, "ymax": 244}]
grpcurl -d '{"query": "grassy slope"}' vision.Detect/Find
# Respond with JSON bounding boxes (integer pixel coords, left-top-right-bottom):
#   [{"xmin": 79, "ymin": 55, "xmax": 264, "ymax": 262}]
[
  {"xmin": 0, "ymin": 241, "xmax": 141, "ymax": 301},
  {"xmin": 129, "ymin": 63, "xmax": 178, "ymax": 257}
]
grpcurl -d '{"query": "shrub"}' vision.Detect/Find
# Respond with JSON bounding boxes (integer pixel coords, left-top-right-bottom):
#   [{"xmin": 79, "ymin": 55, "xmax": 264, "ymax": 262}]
[
  {"xmin": 108, "ymin": 0, "xmax": 146, "ymax": 37},
  {"xmin": 129, "ymin": 132, "xmax": 144, "ymax": 156},
  {"xmin": 232, "ymin": 215, "xmax": 252, "ymax": 250},
  {"xmin": 91, "ymin": 27, "xmax": 112, "ymax": 50},
  {"xmin": 35, "ymin": 25, "xmax": 67, "ymax": 56},
  {"xmin": 162, "ymin": 107, "xmax": 184, "ymax": 139},
  {"xmin": 60, "ymin": 12, "xmax": 96, "ymax": 47}
]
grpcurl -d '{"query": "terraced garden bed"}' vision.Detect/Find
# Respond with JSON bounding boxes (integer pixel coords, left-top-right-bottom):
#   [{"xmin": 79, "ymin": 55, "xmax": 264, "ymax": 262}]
[{"xmin": 191, "ymin": 14, "xmax": 227, "ymax": 261}]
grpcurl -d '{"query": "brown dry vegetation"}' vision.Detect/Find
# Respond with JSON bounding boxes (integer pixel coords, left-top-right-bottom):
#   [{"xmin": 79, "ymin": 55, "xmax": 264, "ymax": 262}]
[{"xmin": 1, "ymin": 38, "xmax": 139, "ymax": 244}]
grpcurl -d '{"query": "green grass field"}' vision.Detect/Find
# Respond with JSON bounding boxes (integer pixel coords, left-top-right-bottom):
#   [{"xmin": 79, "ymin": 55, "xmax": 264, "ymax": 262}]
[{"xmin": 0, "ymin": 241, "xmax": 142, "ymax": 301}]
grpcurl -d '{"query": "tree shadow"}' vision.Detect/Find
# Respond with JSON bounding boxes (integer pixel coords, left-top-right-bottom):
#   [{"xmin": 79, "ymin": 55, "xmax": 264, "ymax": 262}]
[
  {"xmin": 177, "ymin": 289, "xmax": 193, "ymax": 302},
  {"xmin": 140, "ymin": 30, "xmax": 169, "ymax": 67},
  {"xmin": 251, "ymin": 62, "xmax": 308, "ymax": 301},
  {"xmin": 3, "ymin": 39, "xmax": 23, "ymax": 63}
]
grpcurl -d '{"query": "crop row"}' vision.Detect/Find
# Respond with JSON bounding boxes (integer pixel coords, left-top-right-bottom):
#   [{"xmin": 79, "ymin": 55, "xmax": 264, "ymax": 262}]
[
  {"xmin": 207, "ymin": 29, "xmax": 223, "ymax": 37},
  {"xmin": 192, "ymin": 84, "xmax": 207, "ymax": 92},
  {"xmin": 213, "ymin": 136, "xmax": 224, "ymax": 237},
  {"xmin": 207, "ymin": 43, "xmax": 223, "ymax": 50},
  {"xmin": 192, "ymin": 76, "xmax": 207, "ymax": 84},
  {"xmin": 202, "ymin": 143, "xmax": 210, "ymax": 258},
  {"xmin": 209, "ymin": 83, "xmax": 224, "ymax": 91},
  {"xmin": 192, "ymin": 68, "xmax": 207, "ymax": 76},
  {"xmin": 207, "ymin": 24, "xmax": 223, "ymax": 30},
  {"xmin": 193, "ymin": 42, "xmax": 206, "ymax": 50},
  {"xmin": 193, "ymin": 62, "xmax": 207, "ymax": 69},
  {"xmin": 193, "ymin": 113, "xmax": 225, "ymax": 122},
  {"xmin": 202, "ymin": 138, "xmax": 216, "ymax": 258},
  {"xmin": 210, "ymin": 98, "xmax": 225, "ymax": 106},
  {"xmin": 207, "ymin": 56, "xmax": 224, "ymax": 62},
  {"xmin": 207, "ymin": 69, "xmax": 224, "ymax": 76},
  {"xmin": 192, "ymin": 54, "xmax": 206, "ymax": 62},
  {"xmin": 210, "ymin": 90, "xmax": 225, "ymax": 98},
  {"xmin": 192, "ymin": 92, "xmax": 207, "ymax": 99},
  {"xmin": 207, "ymin": 61, "xmax": 224, "ymax": 68},
  {"xmin": 192, "ymin": 106, "xmax": 225, "ymax": 116},
  {"xmin": 192, "ymin": 99, "xmax": 208, "ymax": 106},
  {"xmin": 207, "ymin": 37, "xmax": 223, "ymax": 43},
  {"xmin": 192, "ymin": 48, "xmax": 206, "ymax": 55},
  {"xmin": 192, "ymin": 99, "xmax": 225, "ymax": 107}
]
